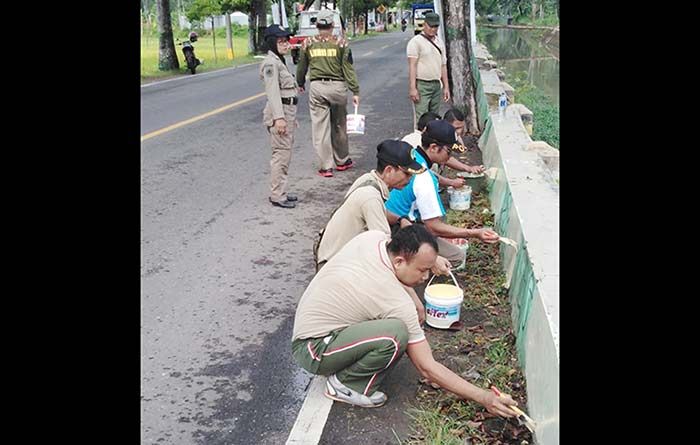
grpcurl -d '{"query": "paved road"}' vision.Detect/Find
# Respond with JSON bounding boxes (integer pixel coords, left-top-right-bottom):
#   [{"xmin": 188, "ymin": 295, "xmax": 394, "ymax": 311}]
[{"xmin": 141, "ymin": 29, "xmax": 422, "ymax": 445}]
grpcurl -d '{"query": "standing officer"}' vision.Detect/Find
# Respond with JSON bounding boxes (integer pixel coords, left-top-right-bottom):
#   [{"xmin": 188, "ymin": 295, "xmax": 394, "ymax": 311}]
[
  {"xmin": 261, "ymin": 24, "xmax": 298, "ymax": 209},
  {"xmin": 407, "ymin": 12, "xmax": 449, "ymax": 127},
  {"xmin": 297, "ymin": 9, "xmax": 360, "ymax": 178}
]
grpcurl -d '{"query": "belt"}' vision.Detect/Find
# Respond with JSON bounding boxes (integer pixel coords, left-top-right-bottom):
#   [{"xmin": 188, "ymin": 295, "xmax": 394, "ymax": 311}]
[
  {"xmin": 281, "ymin": 97, "xmax": 298, "ymax": 105},
  {"xmin": 310, "ymin": 78, "xmax": 343, "ymax": 82},
  {"xmin": 417, "ymin": 79, "xmax": 441, "ymax": 82}
]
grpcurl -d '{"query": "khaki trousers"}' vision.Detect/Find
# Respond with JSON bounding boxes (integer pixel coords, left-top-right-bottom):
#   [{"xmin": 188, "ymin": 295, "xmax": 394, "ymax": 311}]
[
  {"xmin": 268, "ymin": 103, "xmax": 296, "ymax": 202},
  {"xmin": 413, "ymin": 79, "xmax": 442, "ymax": 124},
  {"xmin": 309, "ymin": 80, "xmax": 351, "ymax": 170},
  {"xmin": 330, "ymin": 103, "xmax": 349, "ymax": 162}
]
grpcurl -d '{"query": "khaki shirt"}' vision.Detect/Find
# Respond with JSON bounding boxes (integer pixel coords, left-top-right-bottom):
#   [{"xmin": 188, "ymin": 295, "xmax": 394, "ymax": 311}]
[
  {"xmin": 316, "ymin": 171, "xmax": 390, "ymax": 264},
  {"xmin": 260, "ymin": 51, "xmax": 297, "ymax": 125},
  {"xmin": 293, "ymin": 230, "xmax": 426, "ymax": 344},
  {"xmin": 402, "ymin": 130, "xmax": 422, "ymax": 148},
  {"xmin": 406, "ymin": 34, "xmax": 447, "ymax": 81},
  {"xmin": 296, "ymin": 34, "xmax": 360, "ymax": 94}
]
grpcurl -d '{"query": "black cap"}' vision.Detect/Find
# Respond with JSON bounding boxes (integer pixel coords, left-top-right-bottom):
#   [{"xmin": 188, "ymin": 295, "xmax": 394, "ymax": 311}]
[
  {"xmin": 264, "ymin": 24, "xmax": 292, "ymax": 39},
  {"xmin": 423, "ymin": 120, "xmax": 465, "ymax": 152},
  {"xmin": 377, "ymin": 140, "xmax": 426, "ymax": 173}
]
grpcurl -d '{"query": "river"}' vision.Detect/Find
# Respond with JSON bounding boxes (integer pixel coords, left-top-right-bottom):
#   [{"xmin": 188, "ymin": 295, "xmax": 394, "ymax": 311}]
[{"xmin": 480, "ymin": 27, "xmax": 559, "ymax": 106}]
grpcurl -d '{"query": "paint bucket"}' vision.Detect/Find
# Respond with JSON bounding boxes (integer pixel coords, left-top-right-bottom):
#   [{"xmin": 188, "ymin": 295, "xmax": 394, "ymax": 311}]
[
  {"xmin": 457, "ymin": 171, "xmax": 486, "ymax": 194},
  {"xmin": 446, "ymin": 238, "xmax": 468, "ymax": 271},
  {"xmin": 447, "ymin": 185, "xmax": 472, "ymax": 210},
  {"xmin": 424, "ymin": 271, "xmax": 464, "ymax": 329},
  {"xmin": 346, "ymin": 104, "xmax": 365, "ymax": 135}
]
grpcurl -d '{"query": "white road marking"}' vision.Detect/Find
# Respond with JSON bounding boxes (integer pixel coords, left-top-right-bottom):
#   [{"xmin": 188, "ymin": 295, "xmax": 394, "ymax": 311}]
[{"xmin": 285, "ymin": 376, "xmax": 334, "ymax": 445}]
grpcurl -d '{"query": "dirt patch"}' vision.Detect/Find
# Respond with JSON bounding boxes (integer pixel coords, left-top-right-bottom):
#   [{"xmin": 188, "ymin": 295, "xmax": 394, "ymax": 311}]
[{"xmin": 405, "ymin": 182, "xmax": 533, "ymax": 445}]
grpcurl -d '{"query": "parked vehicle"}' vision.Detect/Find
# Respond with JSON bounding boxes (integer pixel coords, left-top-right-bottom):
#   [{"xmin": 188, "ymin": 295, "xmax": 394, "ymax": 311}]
[
  {"xmin": 411, "ymin": 3, "xmax": 434, "ymax": 35},
  {"xmin": 178, "ymin": 32, "xmax": 202, "ymax": 74}
]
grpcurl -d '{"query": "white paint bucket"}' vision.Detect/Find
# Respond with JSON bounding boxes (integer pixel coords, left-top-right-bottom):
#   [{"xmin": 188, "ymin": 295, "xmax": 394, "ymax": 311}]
[
  {"xmin": 424, "ymin": 271, "xmax": 464, "ymax": 329},
  {"xmin": 447, "ymin": 185, "xmax": 472, "ymax": 210},
  {"xmin": 446, "ymin": 238, "xmax": 468, "ymax": 271},
  {"xmin": 346, "ymin": 104, "xmax": 365, "ymax": 135}
]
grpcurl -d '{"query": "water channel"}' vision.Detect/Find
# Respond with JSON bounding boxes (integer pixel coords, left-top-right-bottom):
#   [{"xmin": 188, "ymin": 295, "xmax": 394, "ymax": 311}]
[{"xmin": 480, "ymin": 27, "xmax": 559, "ymax": 106}]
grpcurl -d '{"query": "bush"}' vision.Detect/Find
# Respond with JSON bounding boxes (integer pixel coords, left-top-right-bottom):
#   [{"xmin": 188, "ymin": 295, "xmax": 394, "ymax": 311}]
[{"xmin": 509, "ymin": 72, "xmax": 559, "ymax": 149}]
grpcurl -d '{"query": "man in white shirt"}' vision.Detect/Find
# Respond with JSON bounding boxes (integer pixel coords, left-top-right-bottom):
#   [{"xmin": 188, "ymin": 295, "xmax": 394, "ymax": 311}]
[{"xmin": 387, "ymin": 120, "xmax": 499, "ymax": 266}]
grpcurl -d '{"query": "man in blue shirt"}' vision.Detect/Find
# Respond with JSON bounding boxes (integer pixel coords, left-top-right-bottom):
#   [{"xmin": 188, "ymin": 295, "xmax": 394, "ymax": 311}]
[{"xmin": 386, "ymin": 120, "xmax": 499, "ymax": 266}]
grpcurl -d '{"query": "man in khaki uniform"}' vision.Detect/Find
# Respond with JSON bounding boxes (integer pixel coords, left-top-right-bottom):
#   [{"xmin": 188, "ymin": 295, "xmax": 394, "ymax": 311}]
[
  {"xmin": 292, "ymin": 225, "xmax": 518, "ymax": 415},
  {"xmin": 297, "ymin": 9, "xmax": 360, "ymax": 177},
  {"xmin": 407, "ymin": 12, "xmax": 449, "ymax": 127},
  {"xmin": 315, "ymin": 140, "xmax": 427, "ymax": 269},
  {"xmin": 260, "ymin": 24, "xmax": 298, "ymax": 208}
]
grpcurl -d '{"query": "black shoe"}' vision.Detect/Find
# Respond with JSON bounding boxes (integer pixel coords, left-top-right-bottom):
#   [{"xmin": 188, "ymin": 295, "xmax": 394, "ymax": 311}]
[
  {"xmin": 270, "ymin": 198, "xmax": 296, "ymax": 208},
  {"xmin": 286, "ymin": 194, "xmax": 298, "ymax": 202}
]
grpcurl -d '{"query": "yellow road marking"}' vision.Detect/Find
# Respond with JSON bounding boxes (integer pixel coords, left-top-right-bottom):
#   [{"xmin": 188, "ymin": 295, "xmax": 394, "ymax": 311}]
[{"xmin": 141, "ymin": 92, "xmax": 266, "ymax": 142}]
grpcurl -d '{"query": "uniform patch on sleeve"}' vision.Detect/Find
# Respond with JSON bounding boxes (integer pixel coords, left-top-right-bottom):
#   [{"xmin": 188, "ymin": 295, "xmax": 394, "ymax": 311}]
[{"xmin": 264, "ymin": 65, "xmax": 274, "ymax": 77}]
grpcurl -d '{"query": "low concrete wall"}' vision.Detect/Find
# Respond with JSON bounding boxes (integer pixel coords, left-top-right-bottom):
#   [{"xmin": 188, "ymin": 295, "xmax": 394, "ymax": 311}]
[{"xmin": 474, "ymin": 43, "xmax": 559, "ymax": 444}]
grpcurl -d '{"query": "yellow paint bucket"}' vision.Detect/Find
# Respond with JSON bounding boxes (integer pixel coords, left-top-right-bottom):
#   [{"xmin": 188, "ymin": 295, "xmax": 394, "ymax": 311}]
[{"xmin": 424, "ymin": 271, "xmax": 464, "ymax": 329}]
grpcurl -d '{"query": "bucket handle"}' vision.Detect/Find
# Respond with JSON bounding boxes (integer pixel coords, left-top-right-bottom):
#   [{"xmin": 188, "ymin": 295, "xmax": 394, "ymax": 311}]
[{"xmin": 426, "ymin": 270, "xmax": 462, "ymax": 290}]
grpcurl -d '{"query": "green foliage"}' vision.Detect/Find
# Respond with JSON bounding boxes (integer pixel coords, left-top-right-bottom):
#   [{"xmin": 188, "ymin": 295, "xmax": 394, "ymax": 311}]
[
  {"xmin": 509, "ymin": 72, "xmax": 559, "ymax": 148},
  {"xmin": 475, "ymin": 0, "xmax": 559, "ymax": 24}
]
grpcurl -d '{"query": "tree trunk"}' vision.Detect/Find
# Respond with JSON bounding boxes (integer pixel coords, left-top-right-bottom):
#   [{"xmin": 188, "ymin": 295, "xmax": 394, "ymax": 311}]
[
  {"xmin": 248, "ymin": 9, "xmax": 256, "ymax": 54},
  {"xmin": 351, "ymin": 5, "xmax": 356, "ymax": 37},
  {"xmin": 364, "ymin": 11, "xmax": 368, "ymax": 34},
  {"xmin": 255, "ymin": 0, "xmax": 268, "ymax": 54},
  {"xmin": 443, "ymin": 0, "xmax": 479, "ymax": 133},
  {"xmin": 225, "ymin": 12, "xmax": 234, "ymax": 60},
  {"xmin": 249, "ymin": 0, "xmax": 267, "ymax": 54},
  {"xmin": 211, "ymin": 16, "xmax": 218, "ymax": 62},
  {"xmin": 531, "ymin": 0, "xmax": 537, "ymax": 21},
  {"xmin": 156, "ymin": 0, "xmax": 179, "ymax": 71}
]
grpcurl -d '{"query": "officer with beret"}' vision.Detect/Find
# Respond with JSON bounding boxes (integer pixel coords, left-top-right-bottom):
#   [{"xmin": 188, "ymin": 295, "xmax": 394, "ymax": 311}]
[
  {"xmin": 261, "ymin": 24, "xmax": 299, "ymax": 208},
  {"xmin": 297, "ymin": 9, "xmax": 360, "ymax": 178}
]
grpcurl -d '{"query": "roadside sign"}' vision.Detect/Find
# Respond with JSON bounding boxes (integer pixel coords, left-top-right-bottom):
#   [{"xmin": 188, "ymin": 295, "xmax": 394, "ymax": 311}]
[{"xmin": 377, "ymin": 4, "xmax": 386, "ymax": 14}]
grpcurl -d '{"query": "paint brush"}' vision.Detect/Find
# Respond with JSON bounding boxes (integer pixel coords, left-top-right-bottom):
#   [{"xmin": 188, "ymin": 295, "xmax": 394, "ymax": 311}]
[
  {"xmin": 490, "ymin": 386, "xmax": 536, "ymax": 433},
  {"xmin": 498, "ymin": 236, "xmax": 518, "ymax": 248}
]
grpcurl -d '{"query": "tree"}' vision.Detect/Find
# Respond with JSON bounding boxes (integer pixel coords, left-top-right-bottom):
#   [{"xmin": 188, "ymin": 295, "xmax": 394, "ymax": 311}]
[
  {"xmin": 187, "ymin": 0, "xmax": 221, "ymax": 61},
  {"xmin": 157, "ymin": 0, "xmax": 180, "ymax": 70},
  {"xmin": 442, "ymin": 0, "xmax": 479, "ymax": 133}
]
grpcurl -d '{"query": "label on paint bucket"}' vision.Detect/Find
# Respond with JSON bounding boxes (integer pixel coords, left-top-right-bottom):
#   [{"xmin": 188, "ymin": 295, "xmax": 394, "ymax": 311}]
[
  {"xmin": 425, "ymin": 302, "xmax": 460, "ymax": 320},
  {"xmin": 346, "ymin": 105, "xmax": 365, "ymax": 134}
]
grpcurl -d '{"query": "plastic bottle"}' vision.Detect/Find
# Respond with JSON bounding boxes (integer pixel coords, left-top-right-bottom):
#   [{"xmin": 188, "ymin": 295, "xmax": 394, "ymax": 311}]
[{"xmin": 498, "ymin": 92, "xmax": 507, "ymax": 121}]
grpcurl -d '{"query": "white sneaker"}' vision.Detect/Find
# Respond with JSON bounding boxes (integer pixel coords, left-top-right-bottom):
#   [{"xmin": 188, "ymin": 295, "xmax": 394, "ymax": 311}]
[{"xmin": 324, "ymin": 374, "xmax": 387, "ymax": 408}]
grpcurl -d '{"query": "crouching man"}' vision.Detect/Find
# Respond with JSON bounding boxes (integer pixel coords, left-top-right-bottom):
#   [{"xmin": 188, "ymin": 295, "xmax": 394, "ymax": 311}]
[{"xmin": 291, "ymin": 225, "xmax": 517, "ymax": 417}]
